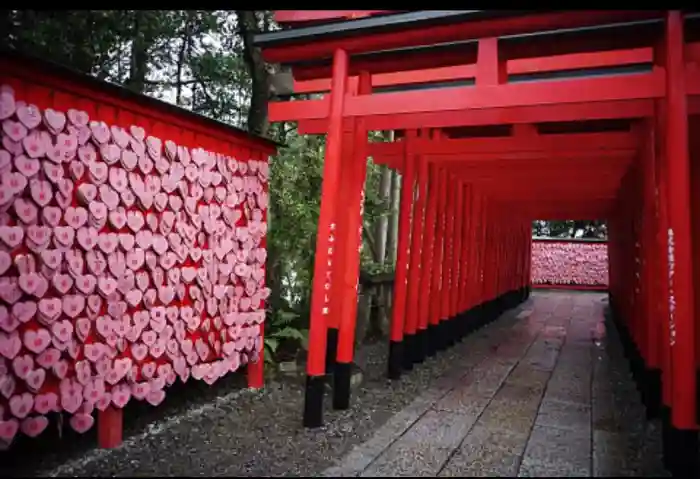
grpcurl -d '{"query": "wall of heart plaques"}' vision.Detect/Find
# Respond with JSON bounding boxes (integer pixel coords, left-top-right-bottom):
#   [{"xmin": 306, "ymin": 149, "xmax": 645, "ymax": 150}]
[
  {"xmin": 531, "ymin": 241, "xmax": 608, "ymax": 286},
  {"xmin": 0, "ymin": 84, "xmax": 271, "ymax": 446}
]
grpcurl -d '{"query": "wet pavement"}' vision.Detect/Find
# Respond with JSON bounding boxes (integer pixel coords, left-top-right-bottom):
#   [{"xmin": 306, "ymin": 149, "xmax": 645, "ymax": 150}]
[
  {"xmin": 3, "ymin": 291, "xmax": 669, "ymax": 477},
  {"xmin": 322, "ymin": 291, "xmax": 668, "ymax": 477}
]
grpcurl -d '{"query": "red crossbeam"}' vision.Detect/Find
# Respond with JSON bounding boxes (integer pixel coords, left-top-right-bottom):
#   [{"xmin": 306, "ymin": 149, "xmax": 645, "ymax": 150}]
[
  {"xmin": 274, "ymin": 10, "xmax": 397, "ymax": 25},
  {"xmin": 273, "ymin": 72, "xmax": 664, "ymax": 121},
  {"xmin": 297, "ymin": 100, "xmax": 655, "ymax": 134},
  {"xmin": 293, "ymin": 48, "xmax": 653, "ymax": 93},
  {"xmin": 367, "ymin": 131, "xmax": 638, "ymax": 157},
  {"xmin": 262, "ymin": 11, "xmax": 662, "ymax": 63}
]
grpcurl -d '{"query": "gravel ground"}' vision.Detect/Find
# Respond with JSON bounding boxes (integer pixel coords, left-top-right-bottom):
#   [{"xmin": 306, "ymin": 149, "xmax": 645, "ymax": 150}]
[{"xmin": 0, "ymin": 312, "xmax": 510, "ymax": 477}]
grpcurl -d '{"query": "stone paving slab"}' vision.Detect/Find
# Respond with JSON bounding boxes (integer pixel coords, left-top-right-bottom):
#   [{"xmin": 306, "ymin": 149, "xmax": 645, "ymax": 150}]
[{"xmin": 321, "ymin": 291, "xmax": 668, "ymax": 478}]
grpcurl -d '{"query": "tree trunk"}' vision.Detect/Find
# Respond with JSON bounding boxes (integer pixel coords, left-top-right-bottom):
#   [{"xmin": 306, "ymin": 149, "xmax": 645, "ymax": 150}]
[
  {"xmin": 386, "ymin": 169, "xmax": 401, "ymax": 265},
  {"xmin": 125, "ymin": 12, "xmax": 151, "ymax": 94},
  {"xmin": 356, "ymin": 288, "xmax": 374, "ymax": 346},
  {"xmin": 237, "ymin": 10, "xmax": 270, "ymax": 137},
  {"xmin": 374, "ymin": 165, "xmax": 392, "ymax": 265},
  {"xmin": 174, "ymin": 19, "xmax": 190, "ymax": 107}
]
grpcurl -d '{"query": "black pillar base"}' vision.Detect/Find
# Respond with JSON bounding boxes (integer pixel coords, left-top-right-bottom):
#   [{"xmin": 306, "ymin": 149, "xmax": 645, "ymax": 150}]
[
  {"xmin": 325, "ymin": 327, "xmax": 338, "ymax": 373},
  {"xmin": 665, "ymin": 422, "xmax": 699, "ymax": 477},
  {"xmin": 401, "ymin": 333, "xmax": 415, "ymax": 371},
  {"xmin": 443, "ymin": 319, "xmax": 456, "ymax": 348},
  {"xmin": 661, "ymin": 406, "xmax": 671, "ymax": 470},
  {"xmin": 644, "ymin": 368, "xmax": 662, "ymax": 419},
  {"xmin": 414, "ymin": 328, "xmax": 428, "ymax": 363},
  {"xmin": 332, "ymin": 362, "xmax": 351, "ymax": 410},
  {"xmin": 303, "ymin": 375, "xmax": 325, "ymax": 428},
  {"xmin": 387, "ymin": 340, "xmax": 403, "ymax": 380},
  {"xmin": 425, "ymin": 325, "xmax": 438, "ymax": 357},
  {"xmin": 435, "ymin": 321, "xmax": 448, "ymax": 352},
  {"xmin": 457, "ymin": 311, "xmax": 470, "ymax": 339},
  {"xmin": 455, "ymin": 312, "xmax": 468, "ymax": 340},
  {"xmin": 697, "ymin": 369, "xmax": 700, "ymax": 426}
]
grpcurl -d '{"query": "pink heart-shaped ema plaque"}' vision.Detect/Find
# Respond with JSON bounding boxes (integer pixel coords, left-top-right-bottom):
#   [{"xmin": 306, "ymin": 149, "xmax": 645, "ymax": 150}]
[
  {"xmin": 44, "ymin": 108, "xmax": 66, "ymax": 134},
  {"xmin": 0, "ymin": 91, "xmax": 16, "ymax": 120},
  {"xmin": 67, "ymin": 109, "xmax": 89, "ymax": 127},
  {"xmin": 69, "ymin": 413, "xmax": 94, "ymax": 434},
  {"xmin": 89, "ymin": 121, "xmax": 111, "ymax": 144}
]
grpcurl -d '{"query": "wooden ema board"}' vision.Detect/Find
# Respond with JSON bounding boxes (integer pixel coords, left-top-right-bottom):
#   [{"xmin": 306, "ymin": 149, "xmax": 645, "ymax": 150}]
[
  {"xmin": 0, "ymin": 63, "xmax": 273, "ymax": 448},
  {"xmin": 530, "ymin": 240, "xmax": 608, "ymax": 287}
]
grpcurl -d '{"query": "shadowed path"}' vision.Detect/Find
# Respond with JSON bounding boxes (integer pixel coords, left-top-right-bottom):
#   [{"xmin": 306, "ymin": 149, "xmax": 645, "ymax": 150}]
[
  {"xmin": 1, "ymin": 292, "xmax": 666, "ymax": 477},
  {"xmin": 322, "ymin": 291, "xmax": 667, "ymax": 477}
]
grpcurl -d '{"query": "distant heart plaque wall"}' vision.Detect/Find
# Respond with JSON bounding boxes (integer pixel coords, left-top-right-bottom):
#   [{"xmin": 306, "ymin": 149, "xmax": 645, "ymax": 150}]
[
  {"xmin": 0, "ymin": 84, "xmax": 270, "ymax": 446},
  {"xmin": 531, "ymin": 241, "xmax": 608, "ymax": 286}
]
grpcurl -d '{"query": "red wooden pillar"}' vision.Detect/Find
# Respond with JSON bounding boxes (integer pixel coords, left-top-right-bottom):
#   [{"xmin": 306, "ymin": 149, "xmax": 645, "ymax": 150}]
[
  {"xmin": 415, "ymin": 159, "xmax": 439, "ymax": 362},
  {"xmin": 326, "ymin": 127, "xmax": 355, "ymax": 376},
  {"xmin": 652, "ymin": 92, "xmax": 679, "ymax": 470},
  {"xmin": 520, "ymin": 223, "xmax": 526, "ymax": 296},
  {"xmin": 440, "ymin": 174, "xmax": 457, "ymax": 348},
  {"xmin": 333, "ymin": 71, "xmax": 372, "ymax": 410},
  {"xmin": 428, "ymin": 167, "xmax": 448, "ymax": 355},
  {"xmin": 450, "ymin": 182, "xmax": 465, "ymax": 337},
  {"xmin": 691, "ymin": 104, "xmax": 700, "ymax": 437},
  {"xmin": 640, "ymin": 120, "xmax": 662, "ymax": 417},
  {"xmin": 660, "ymin": 11, "xmax": 698, "ymax": 473},
  {"xmin": 459, "ymin": 185, "xmax": 472, "ymax": 315},
  {"xmin": 655, "ymin": 99, "xmax": 674, "ymax": 427},
  {"xmin": 483, "ymin": 202, "xmax": 495, "ymax": 306},
  {"xmin": 459, "ymin": 184, "xmax": 474, "ymax": 335},
  {"xmin": 526, "ymin": 227, "xmax": 533, "ymax": 299},
  {"xmin": 98, "ymin": 407, "xmax": 123, "ymax": 449},
  {"xmin": 493, "ymin": 209, "xmax": 503, "ymax": 311},
  {"xmin": 303, "ymin": 48, "xmax": 348, "ymax": 428},
  {"xmin": 403, "ymin": 131, "xmax": 428, "ymax": 369},
  {"xmin": 471, "ymin": 191, "xmax": 485, "ymax": 323},
  {"xmin": 388, "ymin": 129, "xmax": 418, "ymax": 379}
]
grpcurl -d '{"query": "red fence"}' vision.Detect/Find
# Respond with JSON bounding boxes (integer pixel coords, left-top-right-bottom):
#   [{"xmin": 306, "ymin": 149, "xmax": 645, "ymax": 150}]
[{"xmin": 530, "ymin": 238, "xmax": 608, "ymax": 289}]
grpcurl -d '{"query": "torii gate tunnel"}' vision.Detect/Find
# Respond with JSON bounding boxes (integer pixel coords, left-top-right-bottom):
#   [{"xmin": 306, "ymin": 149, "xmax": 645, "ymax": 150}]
[{"xmin": 256, "ymin": 10, "xmax": 700, "ymax": 473}]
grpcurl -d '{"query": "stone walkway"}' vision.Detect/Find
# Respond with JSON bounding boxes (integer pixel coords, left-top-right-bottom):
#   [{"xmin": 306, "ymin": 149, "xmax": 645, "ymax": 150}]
[{"xmin": 322, "ymin": 291, "xmax": 668, "ymax": 477}]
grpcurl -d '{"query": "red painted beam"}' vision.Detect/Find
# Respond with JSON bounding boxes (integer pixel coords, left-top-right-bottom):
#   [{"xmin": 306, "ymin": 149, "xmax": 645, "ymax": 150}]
[
  {"xmin": 291, "ymin": 28, "xmax": 656, "ymax": 81},
  {"xmin": 262, "ymin": 11, "xmax": 662, "ymax": 63},
  {"xmin": 293, "ymin": 48, "xmax": 653, "ymax": 94},
  {"xmin": 376, "ymin": 150, "xmax": 635, "ymax": 170},
  {"xmin": 274, "ymin": 11, "xmax": 398, "ymax": 24},
  {"xmin": 478, "ymin": 183, "xmax": 622, "ymax": 197},
  {"xmin": 366, "ymin": 131, "xmax": 638, "ymax": 157},
  {"xmin": 457, "ymin": 168, "xmax": 628, "ymax": 181},
  {"xmin": 272, "ymin": 72, "xmax": 664, "ymax": 122},
  {"xmin": 297, "ymin": 99, "xmax": 654, "ymax": 134}
]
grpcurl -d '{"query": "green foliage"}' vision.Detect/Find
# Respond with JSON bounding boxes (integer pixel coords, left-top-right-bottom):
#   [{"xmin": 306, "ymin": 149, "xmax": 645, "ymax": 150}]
[{"xmin": 263, "ymin": 310, "xmax": 308, "ymax": 365}]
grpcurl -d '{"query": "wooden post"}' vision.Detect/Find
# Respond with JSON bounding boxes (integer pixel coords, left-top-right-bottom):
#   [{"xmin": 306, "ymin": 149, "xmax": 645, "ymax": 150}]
[
  {"xmin": 402, "ymin": 130, "xmax": 426, "ymax": 370},
  {"xmin": 325, "ymin": 128, "xmax": 354, "ymax": 376},
  {"xmin": 333, "ymin": 71, "xmax": 372, "ymax": 410},
  {"xmin": 411, "ymin": 142, "xmax": 436, "ymax": 364},
  {"xmin": 97, "ymin": 407, "xmax": 123, "ymax": 449},
  {"xmin": 460, "ymin": 185, "xmax": 474, "ymax": 330},
  {"xmin": 440, "ymin": 174, "xmax": 457, "ymax": 347},
  {"xmin": 303, "ymin": 48, "xmax": 348, "ymax": 428},
  {"xmin": 427, "ymin": 167, "xmax": 448, "ymax": 356},
  {"xmin": 661, "ymin": 10, "xmax": 698, "ymax": 474},
  {"xmin": 388, "ymin": 129, "xmax": 416, "ymax": 379},
  {"xmin": 640, "ymin": 121, "xmax": 662, "ymax": 417},
  {"xmin": 450, "ymin": 182, "xmax": 465, "ymax": 338}
]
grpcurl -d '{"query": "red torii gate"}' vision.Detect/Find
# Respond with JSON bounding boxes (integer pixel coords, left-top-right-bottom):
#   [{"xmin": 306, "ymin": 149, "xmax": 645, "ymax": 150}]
[{"xmin": 255, "ymin": 10, "xmax": 700, "ymax": 476}]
